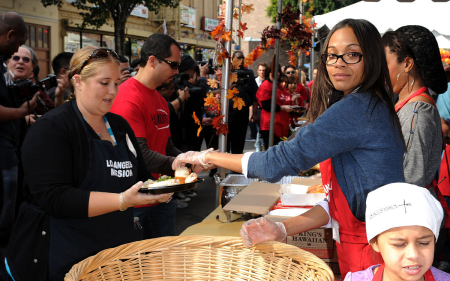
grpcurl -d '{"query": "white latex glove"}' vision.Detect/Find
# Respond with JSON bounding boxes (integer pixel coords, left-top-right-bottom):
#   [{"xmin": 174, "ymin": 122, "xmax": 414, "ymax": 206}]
[
  {"xmin": 121, "ymin": 181, "xmax": 173, "ymax": 210},
  {"xmin": 240, "ymin": 217, "xmax": 287, "ymax": 247},
  {"xmin": 172, "ymin": 148, "xmax": 216, "ymax": 173}
]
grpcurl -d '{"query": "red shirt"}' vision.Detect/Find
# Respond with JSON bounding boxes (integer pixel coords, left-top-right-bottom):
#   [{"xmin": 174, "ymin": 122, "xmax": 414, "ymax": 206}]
[
  {"xmin": 256, "ymin": 80, "xmax": 290, "ymax": 138},
  {"xmin": 296, "ymin": 83, "xmax": 309, "ymax": 103},
  {"xmin": 307, "ymin": 80, "xmax": 314, "ymax": 90},
  {"xmin": 110, "ymin": 78, "xmax": 171, "ymax": 180}
]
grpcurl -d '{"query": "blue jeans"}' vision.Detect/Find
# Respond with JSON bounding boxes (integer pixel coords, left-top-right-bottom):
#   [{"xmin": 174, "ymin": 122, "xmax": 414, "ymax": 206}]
[
  {"xmin": 0, "ymin": 166, "xmax": 18, "ymax": 244},
  {"xmin": 133, "ymin": 200, "xmax": 175, "ymax": 239}
]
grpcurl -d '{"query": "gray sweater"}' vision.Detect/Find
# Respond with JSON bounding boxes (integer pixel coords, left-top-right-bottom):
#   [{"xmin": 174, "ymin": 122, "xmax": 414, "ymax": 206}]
[{"xmin": 398, "ymin": 101, "xmax": 442, "ymax": 187}]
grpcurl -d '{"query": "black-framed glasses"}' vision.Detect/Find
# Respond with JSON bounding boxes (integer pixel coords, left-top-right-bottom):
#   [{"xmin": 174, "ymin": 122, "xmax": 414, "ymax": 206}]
[
  {"xmin": 149, "ymin": 54, "xmax": 179, "ymax": 70},
  {"xmin": 78, "ymin": 48, "xmax": 119, "ymax": 74},
  {"xmin": 286, "ymin": 71, "xmax": 295, "ymax": 74},
  {"xmin": 321, "ymin": 52, "xmax": 363, "ymax": 65},
  {"xmin": 12, "ymin": 55, "xmax": 31, "ymax": 63}
]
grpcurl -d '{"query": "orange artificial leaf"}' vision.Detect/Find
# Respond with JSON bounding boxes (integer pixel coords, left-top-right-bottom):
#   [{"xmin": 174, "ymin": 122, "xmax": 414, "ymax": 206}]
[
  {"xmin": 231, "ymin": 57, "xmax": 241, "ymax": 69},
  {"xmin": 227, "ymin": 87, "xmax": 239, "ymax": 99},
  {"xmin": 192, "ymin": 112, "xmax": 201, "ymax": 126},
  {"xmin": 237, "ymin": 29, "xmax": 244, "ymax": 38},
  {"xmin": 241, "ymin": 4, "xmax": 254, "ymax": 14},
  {"xmin": 233, "ymin": 97, "xmax": 246, "ymax": 110},
  {"xmin": 204, "ymin": 96, "xmax": 216, "ymax": 107},
  {"xmin": 207, "ymin": 78, "xmax": 219, "ymax": 89},
  {"xmin": 222, "ymin": 31, "xmax": 232, "ymax": 42},
  {"xmin": 197, "ymin": 125, "xmax": 203, "ymax": 137},
  {"xmin": 210, "ymin": 22, "xmax": 224, "ymax": 41},
  {"xmin": 230, "ymin": 73, "xmax": 238, "ymax": 83},
  {"xmin": 211, "ymin": 102, "xmax": 220, "ymax": 112},
  {"xmin": 217, "ymin": 55, "xmax": 223, "ymax": 66},
  {"xmin": 240, "ymin": 22, "xmax": 248, "ymax": 32}
]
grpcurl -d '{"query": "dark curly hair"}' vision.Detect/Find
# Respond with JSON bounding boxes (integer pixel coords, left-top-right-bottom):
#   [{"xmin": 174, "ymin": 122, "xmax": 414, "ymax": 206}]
[{"xmin": 382, "ymin": 25, "xmax": 447, "ymax": 94}]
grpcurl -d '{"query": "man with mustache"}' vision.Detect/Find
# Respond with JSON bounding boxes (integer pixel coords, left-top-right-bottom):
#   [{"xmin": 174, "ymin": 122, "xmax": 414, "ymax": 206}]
[{"xmin": 111, "ymin": 33, "xmax": 182, "ymax": 239}]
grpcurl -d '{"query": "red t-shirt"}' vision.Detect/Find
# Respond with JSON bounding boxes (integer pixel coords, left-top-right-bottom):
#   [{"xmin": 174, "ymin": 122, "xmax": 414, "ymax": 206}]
[
  {"xmin": 110, "ymin": 78, "xmax": 171, "ymax": 180},
  {"xmin": 256, "ymin": 80, "xmax": 290, "ymax": 138},
  {"xmin": 307, "ymin": 80, "xmax": 314, "ymax": 90},
  {"xmin": 296, "ymin": 83, "xmax": 309, "ymax": 103}
]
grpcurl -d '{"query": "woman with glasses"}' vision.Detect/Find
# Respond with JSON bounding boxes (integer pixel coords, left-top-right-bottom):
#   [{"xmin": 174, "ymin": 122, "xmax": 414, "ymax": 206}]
[
  {"xmin": 172, "ymin": 19, "xmax": 405, "ymax": 277},
  {"xmin": 5, "ymin": 45, "xmax": 172, "ymax": 281}
]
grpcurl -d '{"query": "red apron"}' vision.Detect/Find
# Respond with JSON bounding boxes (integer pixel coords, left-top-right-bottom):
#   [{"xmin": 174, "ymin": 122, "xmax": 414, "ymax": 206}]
[
  {"xmin": 321, "ymin": 159, "xmax": 382, "ymax": 278},
  {"xmin": 372, "ymin": 263, "xmax": 435, "ymax": 281},
  {"xmin": 395, "ymin": 87, "xmax": 450, "ymax": 228}
]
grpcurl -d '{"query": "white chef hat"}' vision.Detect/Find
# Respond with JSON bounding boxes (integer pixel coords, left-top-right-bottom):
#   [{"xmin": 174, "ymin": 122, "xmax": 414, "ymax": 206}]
[{"xmin": 365, "ymin": 182, "xmax": 443, "ymax": 243}]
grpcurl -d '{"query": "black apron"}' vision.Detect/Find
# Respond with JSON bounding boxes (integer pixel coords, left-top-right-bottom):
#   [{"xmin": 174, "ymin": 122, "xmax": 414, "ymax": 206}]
[{"xmin": 48, "ymin": 102, "xmax": 139, "ymax": 280}]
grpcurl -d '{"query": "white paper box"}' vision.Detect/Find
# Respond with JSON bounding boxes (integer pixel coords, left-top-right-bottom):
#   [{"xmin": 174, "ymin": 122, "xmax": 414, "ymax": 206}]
[{"xmin": 279, "ymin": 184, "xmax": 325, "ymax": 206}]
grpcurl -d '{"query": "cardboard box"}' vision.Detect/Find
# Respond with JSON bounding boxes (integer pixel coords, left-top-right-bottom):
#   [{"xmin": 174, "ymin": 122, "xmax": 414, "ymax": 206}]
[
  {"xmin": 279, "ymin": 184, "xmax": 326, "ymax": 206},
  {"xmin": 223, "ymin": 178, "xmax": 341, "ymax": 277}
]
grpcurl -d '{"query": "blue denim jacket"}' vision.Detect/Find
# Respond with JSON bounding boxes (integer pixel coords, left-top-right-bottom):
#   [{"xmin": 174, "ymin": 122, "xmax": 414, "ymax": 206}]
[{"xmin": 248, "ymin": 92, "xmax": 405, "ymax": 221}]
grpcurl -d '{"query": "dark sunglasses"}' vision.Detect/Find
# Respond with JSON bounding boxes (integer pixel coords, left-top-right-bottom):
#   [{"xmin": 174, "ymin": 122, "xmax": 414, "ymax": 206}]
[
  {"xmin": 286, "ymin": 71, "xmax": 295, "ymax": 74},
  {"xmin": 78, "ymin": 48, "xmax": 119, "ymax": 74},
  {"xmin": 149, "ymin": 54, "xmax": 179, "ymax": 70},
  {"xmin": 12, "ymin": 55, "xmax": 31, "ymax": 63}
]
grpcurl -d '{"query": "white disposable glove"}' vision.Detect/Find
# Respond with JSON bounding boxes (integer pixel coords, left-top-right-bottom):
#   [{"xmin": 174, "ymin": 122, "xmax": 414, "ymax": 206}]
[
  {"xmin": 120, "ymin": 181, "xmax": 173, "ymax": 210},
  {"xmin": 172, "ymin": 148, "xmax": 216, "ymax": 173},
  {"xmin": 240, "ymin": 217, "xmax": 287, "ymax": 247}
]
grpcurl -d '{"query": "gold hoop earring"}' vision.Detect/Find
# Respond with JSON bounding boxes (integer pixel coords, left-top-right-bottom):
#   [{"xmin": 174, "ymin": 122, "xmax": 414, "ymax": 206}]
[{"xmin": 396, "ymin": 70, "xmax": 405, "ymax": 86}]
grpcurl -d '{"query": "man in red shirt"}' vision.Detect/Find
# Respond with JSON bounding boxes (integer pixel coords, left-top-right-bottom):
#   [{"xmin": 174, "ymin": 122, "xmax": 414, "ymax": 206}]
[
  {"xmin": 285, "ymin": 65, "xmax": 309, "ymax": 104},
  {"xmin": 111, "ymin": 33, "xmax": 182, "ymax": 238}
]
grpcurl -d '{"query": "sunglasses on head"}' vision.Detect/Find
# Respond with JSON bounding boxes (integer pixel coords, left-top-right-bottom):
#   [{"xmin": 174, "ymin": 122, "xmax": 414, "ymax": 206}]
[
  {"xmin": 78, "ymin": 48, "xmax": 119, "ymax": 74},
  {"xmin": 286, "ymin": 71, "xmax": 295, "ymax": 74},
  {"xmin": 148, "ymin": 54, "xmax": 179, "ymax": 70},
  {"xmin": 12, "ymin": 55, "xmax": 31, "ymax": 63}
]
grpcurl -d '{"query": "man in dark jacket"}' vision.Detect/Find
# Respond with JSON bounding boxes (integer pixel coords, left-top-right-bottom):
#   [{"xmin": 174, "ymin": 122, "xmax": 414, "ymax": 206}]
[{"xmin": 175, "ymin": 55, "xmax": 209, "ymax": 152}]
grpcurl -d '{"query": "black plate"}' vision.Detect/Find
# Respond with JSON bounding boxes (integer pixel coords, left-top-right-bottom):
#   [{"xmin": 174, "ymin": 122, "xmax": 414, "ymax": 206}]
[{"xmin": 138, "ymin": 177, "xmax": 205, "ymax": 194}]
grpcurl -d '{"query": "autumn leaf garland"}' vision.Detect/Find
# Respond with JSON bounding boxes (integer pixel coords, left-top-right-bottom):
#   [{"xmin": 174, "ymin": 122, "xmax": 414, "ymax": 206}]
[{"xmin": 190, "ymin": 1, "xmax": 251, "ymax": 137}]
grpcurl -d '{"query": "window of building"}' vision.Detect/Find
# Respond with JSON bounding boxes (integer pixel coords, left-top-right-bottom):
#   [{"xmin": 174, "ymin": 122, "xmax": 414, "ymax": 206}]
[{"xmin": 25, "ymin": 23, "xmax": 51, "ymax": 77}]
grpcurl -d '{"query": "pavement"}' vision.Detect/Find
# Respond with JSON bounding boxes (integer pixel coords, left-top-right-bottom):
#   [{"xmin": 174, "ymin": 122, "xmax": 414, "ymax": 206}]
[{"xmin": 174, "ymin": 128, "xmax": 257, "ymax": 235}]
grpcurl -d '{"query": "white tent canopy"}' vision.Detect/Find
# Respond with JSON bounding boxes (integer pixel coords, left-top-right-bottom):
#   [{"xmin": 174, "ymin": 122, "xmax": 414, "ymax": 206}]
[{"xmin": 313, "ymin": 0, "xmax": 450, "ymax": 48}]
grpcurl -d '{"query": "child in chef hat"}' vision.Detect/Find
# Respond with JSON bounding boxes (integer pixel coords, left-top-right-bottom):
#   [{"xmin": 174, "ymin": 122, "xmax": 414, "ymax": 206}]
[{"xmin": 344, "ymin": 183, "xmax": 450, "ymax": 281}]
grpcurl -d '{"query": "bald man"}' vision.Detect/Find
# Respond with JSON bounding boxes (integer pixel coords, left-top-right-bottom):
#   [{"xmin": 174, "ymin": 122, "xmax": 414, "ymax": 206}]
[{"xmin": 0, "ymin": 13, "xmax": 38, "ymax": 278}]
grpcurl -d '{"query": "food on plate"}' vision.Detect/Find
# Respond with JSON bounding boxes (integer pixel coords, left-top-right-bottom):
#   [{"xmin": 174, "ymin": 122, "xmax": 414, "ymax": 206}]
[
  {"xmin": 175, "ymin": 167, "xmax": 190, "ymax": 184},
  {"xmin": 143, "ymin": 176, "xmax": 179, "ymax": 188},
  {"xmin": 311, "ymin": 163, "xmax": 320, "ymax": 171},
  {"xmin": 307, "ymin": 183, "xmax": 324, "ymax": 194},
  {"xmin": 185, "ymin": 172, "xmax": 198, "ymax": 183}
]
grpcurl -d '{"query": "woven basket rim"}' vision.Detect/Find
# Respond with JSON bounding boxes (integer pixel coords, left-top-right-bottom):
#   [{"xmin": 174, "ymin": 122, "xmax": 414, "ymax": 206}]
[{"xmin": 65, "ymin": 235, "xmax": 335, "ymax": 281}]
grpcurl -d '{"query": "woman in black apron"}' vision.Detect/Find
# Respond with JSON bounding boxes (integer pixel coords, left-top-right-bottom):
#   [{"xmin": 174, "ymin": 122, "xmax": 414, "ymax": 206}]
[{"xmin": 5, "ymin": 46, "xmax": 172, "ymax": 281}]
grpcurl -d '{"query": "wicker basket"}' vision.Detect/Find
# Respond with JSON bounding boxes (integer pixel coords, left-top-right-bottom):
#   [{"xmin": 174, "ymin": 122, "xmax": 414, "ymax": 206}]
[{"xmin": 65, "ymin": 235, "xmax": 334, "ymax": 281}]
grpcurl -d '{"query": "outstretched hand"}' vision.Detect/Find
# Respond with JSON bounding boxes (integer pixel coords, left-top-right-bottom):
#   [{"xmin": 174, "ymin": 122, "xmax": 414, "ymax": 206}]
[{"xmin": 172, "ymin": 148, "xmax": 216, "ymax": 173}]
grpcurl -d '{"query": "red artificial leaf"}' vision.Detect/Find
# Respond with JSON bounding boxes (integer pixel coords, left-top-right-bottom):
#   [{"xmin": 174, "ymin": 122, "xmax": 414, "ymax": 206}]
[
  {"xmin": 211, "ymin": 103, "xmax": 220, "ymax": 112},
  {"xmin": 240, "ymin": 22, "xmax": 248, "ymax": 32},
  {"xmin": 233, "ymin": 11, "xmax": 239, "ymax": 20},
  {"xmin": 233, "ymin": 97, "xmax": 246, "ymax": 110},
  {"xmin": 237, "ymin": 29, "xmax": 244, "ymax": 39},
  {"xmin": 212, "ymin": 115, "xmax": 224, "ymax": 128},
  {"xmin": 215, "ymin": 122, "xmax": 229, "ymax": 135}
]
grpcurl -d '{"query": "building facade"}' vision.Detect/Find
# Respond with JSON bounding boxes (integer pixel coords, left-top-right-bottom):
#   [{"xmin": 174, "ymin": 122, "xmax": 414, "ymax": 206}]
[{"xmin": 1, "ymin": 0, "xmax": 220, "ymax": 77}]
